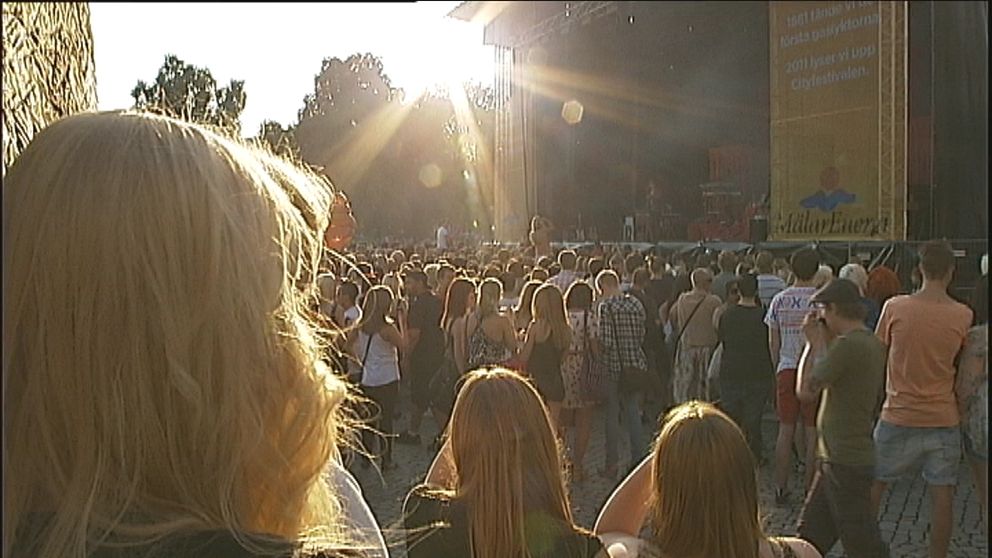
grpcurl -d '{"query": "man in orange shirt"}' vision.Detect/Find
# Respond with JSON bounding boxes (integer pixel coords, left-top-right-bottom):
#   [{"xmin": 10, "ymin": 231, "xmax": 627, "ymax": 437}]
[{"xmin": 871, "ymin": 240, "xmax": 973, "ymax": 558}]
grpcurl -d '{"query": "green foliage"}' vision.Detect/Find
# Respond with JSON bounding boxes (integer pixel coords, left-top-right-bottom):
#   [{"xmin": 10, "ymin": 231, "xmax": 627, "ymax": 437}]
[
  {"xmin": 293, "ymin": 52, "xmax": 497, "ymax": 241},
  {"xmin": 131, "ymin": 54, "xmax": 246, "ymax": 135},
  {"xmin": 254, "ymin": 120, "xmax": 301, "ymax": 161}
]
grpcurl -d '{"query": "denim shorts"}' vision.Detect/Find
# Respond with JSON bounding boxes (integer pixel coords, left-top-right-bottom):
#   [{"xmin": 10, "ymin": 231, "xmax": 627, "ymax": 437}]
[{"xmin": 873, "ymin": 420, "xmax": 961, "ymax": 486}]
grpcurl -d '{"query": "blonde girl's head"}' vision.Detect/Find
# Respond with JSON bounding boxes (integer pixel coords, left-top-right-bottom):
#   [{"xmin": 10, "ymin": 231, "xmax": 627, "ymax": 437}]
[
  {"xmin": 515, "ymin": 280, "xmax": 542, "ymax": 319},
  {"xmin": 360, "ymin": 285, "xmax": 395, "ymax": 333},
  {"xmin": 531, "ymin": 284, "xmax": 573, "ymax": 351},
  {"xmin": 448, "ymin": 368, "xmax": 574, "ymax": 558},
  {"xmin": 3, "ymin": 111, "xmax": 353, "ymax": 557},
  {"xmin": 381, "ymin": 272, "xmax": 403, "ymax": 302},
  {"xmin": 647, "ymin": 401, "xmax": 764, "ymax": 558}
]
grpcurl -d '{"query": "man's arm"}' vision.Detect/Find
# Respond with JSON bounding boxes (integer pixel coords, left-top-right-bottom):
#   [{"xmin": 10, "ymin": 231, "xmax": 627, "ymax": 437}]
[
  {"xmin": 768, "ymin": 327, "xmax": 781, "ymax": 371},
  {"xmin": 796, "ymin": 342, "xmax": 826, "ymax": 403},
  {"xmin": 796, "ymin": 313, "xmax": 831, "ymax": 403}
]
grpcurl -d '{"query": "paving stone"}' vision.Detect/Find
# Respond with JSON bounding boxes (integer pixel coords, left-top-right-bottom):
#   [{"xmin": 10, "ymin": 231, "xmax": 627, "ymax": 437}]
[{"xmin": 350, "ymin": 402, "xmax": 989, "ymax": 557}]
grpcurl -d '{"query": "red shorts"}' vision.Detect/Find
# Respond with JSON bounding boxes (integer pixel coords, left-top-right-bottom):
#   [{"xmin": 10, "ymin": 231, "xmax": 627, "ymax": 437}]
[{"xmin": 776, "ymin": 369, "xmax": 818, "ymax": 427}]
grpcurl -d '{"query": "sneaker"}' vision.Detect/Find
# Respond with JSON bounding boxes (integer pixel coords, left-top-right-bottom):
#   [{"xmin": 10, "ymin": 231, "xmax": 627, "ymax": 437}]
[
  {"xmin": 396, "ymin": 432, "xmax": 421, "ymax": 445},
  {"xmin": 775, "ymin": 488, "xmax": 789, "ymax": 506}
]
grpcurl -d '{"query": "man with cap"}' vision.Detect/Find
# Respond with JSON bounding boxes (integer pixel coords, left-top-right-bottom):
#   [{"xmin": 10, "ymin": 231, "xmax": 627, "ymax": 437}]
[
  {"xmin": 795, "ymin": 278, "xmax": 889, "ymax": 557},
  {"xmin": 397, "ymin": 269, "xmax": 446, "ymax": 446}
]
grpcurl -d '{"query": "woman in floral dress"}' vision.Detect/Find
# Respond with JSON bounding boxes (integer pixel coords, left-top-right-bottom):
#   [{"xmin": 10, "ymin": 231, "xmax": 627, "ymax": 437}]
[{"xmin": 561, "ymin": 282, "xmax": 601, "ymax": 483}]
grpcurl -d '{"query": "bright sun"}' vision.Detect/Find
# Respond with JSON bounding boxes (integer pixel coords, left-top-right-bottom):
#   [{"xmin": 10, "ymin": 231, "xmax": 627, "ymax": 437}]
[{"xmin": 385, "ymin": 17, "xmax": 491, "ymax": 101}]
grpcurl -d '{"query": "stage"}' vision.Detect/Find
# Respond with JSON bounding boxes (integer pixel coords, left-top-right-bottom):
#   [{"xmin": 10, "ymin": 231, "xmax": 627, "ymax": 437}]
[{"xmin": 449, "ymin": 1, "xmax": 988, "ymax": 244}]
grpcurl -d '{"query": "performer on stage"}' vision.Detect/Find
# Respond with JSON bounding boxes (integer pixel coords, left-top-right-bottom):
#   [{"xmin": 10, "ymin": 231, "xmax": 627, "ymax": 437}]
[{"xmin": 529, "ymin": 215, "xmax": 554, "ymax": 259}]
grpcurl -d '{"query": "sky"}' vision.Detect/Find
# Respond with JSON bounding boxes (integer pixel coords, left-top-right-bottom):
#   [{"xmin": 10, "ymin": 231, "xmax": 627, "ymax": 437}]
[{"xmin": 90, "ymin": 2, "xmax": 494, "ymax": 136}]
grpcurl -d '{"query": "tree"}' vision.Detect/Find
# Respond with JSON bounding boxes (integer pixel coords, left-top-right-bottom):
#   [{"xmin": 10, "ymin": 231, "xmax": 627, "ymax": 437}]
[
  {"xmin": 131, "ymin": 54, "xmax": 246, "ymax": 135},
  {"xmin": 292, "ymin": 51, "xmax": 498, "ymax": 241},
  {"xmin": 254, "ymin": 120, "xmax": 300, "ymax": 160}
]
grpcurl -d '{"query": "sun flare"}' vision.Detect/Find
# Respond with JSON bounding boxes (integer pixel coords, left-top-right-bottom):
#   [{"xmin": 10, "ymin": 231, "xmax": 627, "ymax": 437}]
[{"xmin": 384, "ymin": 17, "xmax": 491, "ymax": 102}]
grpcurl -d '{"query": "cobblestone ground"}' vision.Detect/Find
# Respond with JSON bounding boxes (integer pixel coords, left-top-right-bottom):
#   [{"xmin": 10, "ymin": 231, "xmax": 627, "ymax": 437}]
[{"xmin": 349, "ymin": 396, "xmax": 987, "ymax": 558}]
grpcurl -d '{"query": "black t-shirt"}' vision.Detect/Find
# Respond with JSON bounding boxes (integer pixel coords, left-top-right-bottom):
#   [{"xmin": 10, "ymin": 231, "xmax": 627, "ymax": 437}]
[
  {"xmin": 646, "ymin": 276, "xmax": 675, "ymax": 313},
  {"xmin": 11, "ymin": 521, "xmax": 363, "ymax": 558},
  {"xmin": 408, "ymin": 292, "xmax": 444, "ymax": 367},
  {"xmin": 403, "ymin": 485, "xmax": 604, "ymax": 558},
  {"xmin": 717, "ymin": 304, "xmax": 774, "ymax": 385},
  {"xmin": 630, "ymin": 289, "xmax": 662, "ymax": 350}
]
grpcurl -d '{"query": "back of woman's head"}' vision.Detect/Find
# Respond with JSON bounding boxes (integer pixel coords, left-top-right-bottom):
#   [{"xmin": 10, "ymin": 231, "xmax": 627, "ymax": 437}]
[
  {"xmin": 866, "ymin": 265, "xmax": 902, "ymax": 305},
  {"xmin": 515, "ymin": 280, "xmax": 542, "ymax": 317},
  {"xmin": 449, "ymin": 368, "xmax": 572, "ymax": 558},
  {"xmin": 648, "ymin": 402, "xmax": 763, "ymax": 558},
  {"xmin": 838, "ymin": 263, "xmax": 869, "ymax": 294},
  {"xmin": 477, "ymin": 278, "xmax": 502, "ymax": 318},
  {"xmin": 3, "ymin": 111, "xmax": 351, "ymax": 556},
  {"xmin": 565, "ymin": 281, "xmax": 594, "ymax": 311},
  {"xmin": 442, "ymin": 277, "xmax": 476, "ymax": 329},
  {"xmin": 381, "ymin": 273, "xmax": 403, "ymax": 301},
  {"xmin": 361, "ymin": 285, "xmax": 394, "ymax": 332},
  {"xmin": 532, "ymin": 285, "xmax": 572, "ymax": 351}
]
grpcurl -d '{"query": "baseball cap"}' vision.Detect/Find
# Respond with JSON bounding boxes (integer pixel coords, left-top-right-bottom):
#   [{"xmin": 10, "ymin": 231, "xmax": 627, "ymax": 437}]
[{"xmin": 811, "ymin": 278, "xmax": 862, "ymax": 305}]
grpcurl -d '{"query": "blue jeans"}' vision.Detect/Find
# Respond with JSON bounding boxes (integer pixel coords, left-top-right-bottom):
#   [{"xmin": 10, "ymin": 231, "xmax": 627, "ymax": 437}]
[
  {"xmin": 604, "ymin": 377, "xmax": 646, "ymax": 469},
  {"xmin": 874, "ymin": 420, "xmax": 961, "ymax": 486}
]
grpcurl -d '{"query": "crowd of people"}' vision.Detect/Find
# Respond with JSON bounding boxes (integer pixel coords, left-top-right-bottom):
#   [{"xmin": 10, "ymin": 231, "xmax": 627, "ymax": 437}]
[{"xmin": 3, "ymin": 111, "xmax": 987, "ymax": 558}]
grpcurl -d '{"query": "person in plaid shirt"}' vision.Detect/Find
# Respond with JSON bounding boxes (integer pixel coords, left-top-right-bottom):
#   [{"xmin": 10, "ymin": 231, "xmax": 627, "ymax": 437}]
[{"xmin": 596, "ymin": 270, "xmax": 649, "ymax": 480}]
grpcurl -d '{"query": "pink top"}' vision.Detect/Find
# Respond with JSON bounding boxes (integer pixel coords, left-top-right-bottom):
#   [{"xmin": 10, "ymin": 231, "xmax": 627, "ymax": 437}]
[{"xmin": 875, "ymin": 295, "xmax": 973, "ymax": 427}]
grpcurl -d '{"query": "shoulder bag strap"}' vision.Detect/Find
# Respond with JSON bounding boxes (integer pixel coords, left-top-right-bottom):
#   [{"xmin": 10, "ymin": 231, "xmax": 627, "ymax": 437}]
[
  {"xmin": 674, "ymin": 296, "xmax": 707, "ymax": 349},
  {"xmin": 360, "ymin": 331, "xmax": 374, "ymax": 368}
]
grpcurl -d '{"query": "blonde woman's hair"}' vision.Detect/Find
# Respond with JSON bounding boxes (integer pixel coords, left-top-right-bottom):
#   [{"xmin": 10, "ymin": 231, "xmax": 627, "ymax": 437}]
[
  {"xmin": 813, "ymin": 264, "xmax": 835, "ymax": 288},
  {"xmin": 448, "ymin": 368, "xmax": 577, "ymax": 558},
  {"xmin": 360, "ymin": 285, "xmax": 395, "ymax": 334},
  {"xmin": 477, "ymin": 278, "xmax": 502, "ymax": 318},
  {"xmin": 532, "ymin": 284, "xmax": 573, "ymax": 351},
  {"xmin": 381, "ymin": 272, "xmax": 403, "ymax": 301},
  {"xmin": 648, "ymin": 401, "xmax": 765, "ymax": 558},
  {"xmin": 3, "ymin": 111, "xmax": 354, "ymax": 557},
  {"xmin": 838, "ymin": 263, "xmax": 869, "ymax": 294}
]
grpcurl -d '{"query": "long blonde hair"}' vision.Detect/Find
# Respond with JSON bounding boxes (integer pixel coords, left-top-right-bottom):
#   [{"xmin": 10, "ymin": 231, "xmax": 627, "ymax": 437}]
[
  {"xmin": 3, "ymin": 111, "xmax": 353, "ymax": 557},
  {"xmin": 514, "ymin": 280, "xmax": 541, "ymax": 322},
  {"xmin": 648, "ymin": 402, "xmax": 765, "ymax": 558},
  {"xmin": 360, "ymin": 285, "xmax": 395, "ymax": 334},
  {"xmin": 448, "ymin": 369, "xmax": 577, "ymax": 558},
  {"xmin": 532, "ymin": 284, "xmax": 573, "ymax": 351}
]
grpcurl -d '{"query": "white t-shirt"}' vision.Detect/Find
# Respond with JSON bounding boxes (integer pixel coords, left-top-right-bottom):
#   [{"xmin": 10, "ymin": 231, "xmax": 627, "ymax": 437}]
[
  {"xmin": 355, "ymin": 330, "xmax": 400, "ymax": 387},
  {"xmin": 764, "ymin": 286, "xmax": 817, "ymax": 373},
  {"xmin": 548, "ymin": 269, "xmax": 582, "ymax": 293},
  {"xmin": 436, "ymin": 226, "xmax": 449, "ymax": 250}
]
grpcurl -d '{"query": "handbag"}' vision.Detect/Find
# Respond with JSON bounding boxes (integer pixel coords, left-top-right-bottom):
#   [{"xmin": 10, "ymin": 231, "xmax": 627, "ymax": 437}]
[
  {"xmin": 579, "ymin": 310, "xmax": 607, "ymax": 402},
  {"xmin": 608, "ymin": 298, "xmax": 656, "ymax": 394}
]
